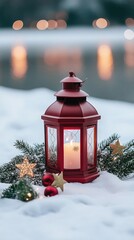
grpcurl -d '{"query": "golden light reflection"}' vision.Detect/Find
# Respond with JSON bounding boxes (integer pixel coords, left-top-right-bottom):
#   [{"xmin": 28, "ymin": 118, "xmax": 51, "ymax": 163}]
[
  {"xmin": 124, "ymin": 42, "xmax": 134, "ymax": 68},
  {"xmin": 12, "ymin": 20, "xmax": 23, "ymax": 30},
  {"xmin": 97, "ymin": 44, "xmax": 113, "ymax": 80},
  {"xmin": 11, "ymin": 45, "xmax": 27, "ymax": 79},
  {"xmin": 36, "ymin": 20, "xmax": 48, "ymax": 30},
  {"xmin": 44, "ymin": 48, "xmax": 82, "ymax": 73},
  {"xmin": 96, "ymin": 18, "xmax": 108, "ymax": 28}
]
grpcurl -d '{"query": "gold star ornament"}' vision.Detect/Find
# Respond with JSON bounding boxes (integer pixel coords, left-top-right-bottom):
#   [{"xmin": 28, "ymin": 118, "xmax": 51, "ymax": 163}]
[
  {"xmin": 110, "ymin": 140, "xmax": 125, "ymax": 155},
  {"xmin": 16, "ymin": 158, "xmax": 36, "ymax": 178},
  {"xmin": 52, "ymin": 172, "xmax": 67, "ymax": 191}
]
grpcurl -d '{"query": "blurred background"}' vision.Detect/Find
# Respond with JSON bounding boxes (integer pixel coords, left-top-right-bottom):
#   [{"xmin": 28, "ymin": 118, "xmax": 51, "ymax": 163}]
[{"xmin": 0, "ymin": 0, "xmax": 134, "ymax": 102}]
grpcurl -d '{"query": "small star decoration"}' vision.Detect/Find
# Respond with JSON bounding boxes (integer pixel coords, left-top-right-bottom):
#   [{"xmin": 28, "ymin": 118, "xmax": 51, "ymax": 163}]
[
  {"xmin": 73, "ymin": 146, "xmax": 79, "ymax": 151},
  {"xmin": 16, "ymin": 157, "xmax": 36, "ymax": 178},
  {"xmin": 110, "ymin": 140, "xmax": 125, "ymax": 155},
  {"xmin": 52, "ymin": 172, "xmax": 67, "ymax": 191}
]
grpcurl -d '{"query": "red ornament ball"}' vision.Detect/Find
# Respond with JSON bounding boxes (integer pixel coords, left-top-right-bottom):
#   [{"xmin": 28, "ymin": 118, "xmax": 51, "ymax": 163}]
[
  {"xmin": 42, "ymin": 173, "xmax": 54, "ymax": 187},
  {"xmin": 44, "ymin": 186, "xmax": 58, "ymax": 197}
]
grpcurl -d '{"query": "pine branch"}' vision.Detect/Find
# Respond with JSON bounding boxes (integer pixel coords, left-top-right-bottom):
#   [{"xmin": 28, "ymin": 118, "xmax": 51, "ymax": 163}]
[
  {"xmin": 14, "ymin": 140, "xmax": 35, "ymax": 155},
  {"xmin": 124, "ymin": 139, "xmax": 134, "ymax": 152},
  {"xmin": 1, "ymin": 178, "xmax": 38, "ymax": 201},
  {"xmin": 0, "ymin": 142, "xmax": 45, "ymax": 185},
  {"xmin": 33, "ymin": 143, "xmax": 45, "ymax": 158},
  {"xmin": 99, "ymin": 133, "xmax": 119, "ymax": 151},
  {"xmin": 0, "ymin": 134, "xmax": 134, "ymax": 185},
  {"xmin": 98, "ymin": 135, "xmax": 134, "ymax": 179},
  {"xmin": 122, "ymin": 150, "xmax": 134, "ymax": 160},
  {"xmin": 117, "ymin": 159, "xmax": 134, "ymax": 178}
]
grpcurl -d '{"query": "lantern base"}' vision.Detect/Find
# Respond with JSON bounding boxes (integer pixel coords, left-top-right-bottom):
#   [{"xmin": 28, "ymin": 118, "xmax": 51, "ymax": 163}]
[
  {"xmin": 63, "ymin": 170, "xmax": 100, "ymax": 183},
  {"xmin": 46, "ymin": 166, "xmax": 100, "ymax": 183}
]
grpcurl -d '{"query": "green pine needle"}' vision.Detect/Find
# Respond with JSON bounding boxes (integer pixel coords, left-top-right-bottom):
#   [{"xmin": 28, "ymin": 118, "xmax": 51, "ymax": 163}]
[
  {"xmin": 0, "ymin": 135, "xmax": 134, "ymax": 185},
  {"xmin": 98, "ymin": 133, "xmax": 119, "ymax": 151},
  {"xmin": 14, "ymin": 140, "xmax": 35, "ymax": 155},
  {"xmin": 98, "ymin": 135, "xmax": 134, "ymax": 179},
  {"xmin": 1, "ymin": 178, "xmax": 38, "ymax": 202},
  {"xmin": 0, "ymin": 141, "xmax": 45, "ymax": 185}
]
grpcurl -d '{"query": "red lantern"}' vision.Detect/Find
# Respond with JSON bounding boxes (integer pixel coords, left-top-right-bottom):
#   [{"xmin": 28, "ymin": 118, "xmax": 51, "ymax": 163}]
[{"xmin": 41, "ymin": 72, "xmax": 101, "ymax": 183}]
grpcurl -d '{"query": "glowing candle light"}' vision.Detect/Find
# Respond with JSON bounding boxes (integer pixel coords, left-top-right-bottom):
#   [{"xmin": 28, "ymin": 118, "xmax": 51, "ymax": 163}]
[
  {"xmin": 41, "ymin": 73, "xmax": 101, "ymax": 183},
  {"xmin": 64, "ymin": 141, "xmax": 80, "ymax": 169}
]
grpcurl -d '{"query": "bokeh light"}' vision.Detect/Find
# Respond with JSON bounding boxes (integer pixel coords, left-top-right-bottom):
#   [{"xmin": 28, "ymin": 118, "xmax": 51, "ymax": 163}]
[
  {"xmin": 48, "ymin": 20, "xmax": 57, "ymax": 29},
  {"xmin": 44, "ymin": 48, "xmax": 82, "ymax": 73},
  {"xmin": 95, "ymin": 18, "xmax": 108, "ymax": 29},
  {"xmin": 124, "ymin": 42, "xmax": 134, "ymax": 68},
  {"xmin": 57, "ymin": 20, "xmax": 67, "ymax": 29},
  {"xmin": 92, "ymin": 20, "xmax": 97, "ymax": 28},
  {"xmin": 12, "ymin": 20, "xmax": 23, "ymax": 30},
  {"xmin": 36, "ymin": 20, "xmax": 48, "ymax": 30},
  {"xmin": 97, "ymin": 44, "xmax": 113, "ymax": 80},
  {"xmin": 11, "ymin": 45, "xmax": 27, "ymax": 79},
  {"xmin": 124, "ymin": 29, "xmax": 134, "ymax": 40},
  {"xmin": 125, "ymin": 18, "xmax": 134, "ymax": 26}
]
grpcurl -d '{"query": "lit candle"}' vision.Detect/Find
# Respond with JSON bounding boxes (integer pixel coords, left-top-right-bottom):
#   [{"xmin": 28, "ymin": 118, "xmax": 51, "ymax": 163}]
[{"xmin": 64, "ymin": 141, "xmax": 80, "ymax": 169}]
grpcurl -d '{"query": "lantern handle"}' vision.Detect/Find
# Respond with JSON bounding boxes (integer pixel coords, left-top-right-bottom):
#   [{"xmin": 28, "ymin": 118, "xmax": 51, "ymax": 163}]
[
  {"xmin": 69, "ymin": 72, "xmax": 85, "ymax": 87},
  {"xmin": 69, "ymin": 72, "xmax": 76, "ymax": 77},
  {"xmin": 80, "ymin": 80, "xmax": 86, "ymax": 87}
]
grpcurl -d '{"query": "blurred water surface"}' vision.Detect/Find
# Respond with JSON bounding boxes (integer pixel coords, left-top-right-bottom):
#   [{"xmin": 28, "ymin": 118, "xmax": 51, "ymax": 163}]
[{"xmin": 0, "ymin": 27, "xmax": 134, "ymax": 102}]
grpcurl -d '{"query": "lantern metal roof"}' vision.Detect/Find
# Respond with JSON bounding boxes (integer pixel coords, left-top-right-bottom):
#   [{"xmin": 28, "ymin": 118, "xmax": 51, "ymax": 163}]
[{"xmin": 43, "ymin": 72, "xmax": 100, "ymax": 119}]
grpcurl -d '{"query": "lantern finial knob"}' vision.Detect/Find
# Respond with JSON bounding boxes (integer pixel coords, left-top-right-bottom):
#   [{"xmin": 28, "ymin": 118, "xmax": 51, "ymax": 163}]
[{"xmin": 69, "ymin": 72, "xmax": 76, "ymax": 77}]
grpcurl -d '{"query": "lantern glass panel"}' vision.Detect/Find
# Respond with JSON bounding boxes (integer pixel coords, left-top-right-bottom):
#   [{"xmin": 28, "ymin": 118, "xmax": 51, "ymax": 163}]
[
  {"xmin": 87, "ymin": 127, "xmax": 94, "ymax": 167},
  {"xmin": 47, "ymin": 127, "xmax": 57, "ymax": 168},
  {"xmin": 64, "ymin": 128, "xmax": 81, "ymax": 169}
]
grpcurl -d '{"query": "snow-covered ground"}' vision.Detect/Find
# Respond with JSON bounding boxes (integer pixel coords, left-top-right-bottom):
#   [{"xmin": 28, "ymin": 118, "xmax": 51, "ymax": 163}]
[{"xmin": 0, "ymin": 86, "xmax": 134, "ymax": 240}]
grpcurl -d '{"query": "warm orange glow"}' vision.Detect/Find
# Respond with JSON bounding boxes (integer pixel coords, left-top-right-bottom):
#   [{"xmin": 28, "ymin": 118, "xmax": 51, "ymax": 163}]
[
  {"xmin": 124, "ymin": 42, "xmax": 134, "ymax": 68},
  {"xmin": 44, "ymin": 48, "xmax": 82, "ymax": 72},
  {"xmin": 12, "ymin": 20, "xmax": 23, "ymax": 30},
  {"xmin": 48, "ymin": 20, "xmax": 57, "ymax": 29},
  {"xmin": 125, "ymin": 18, "xmax": 134, "ymax": 26},
  {"xmin": 36, "ymin": 20, "xmax": 48, "ymax": 30},
  {"xmin": 11, "ymin": 45, "xmax": 27, "ymax": 79},
  {"xmin": 96, "ymin": 18, "xmax": 108, "ymax": 28},
  {"xmin": 57, "ymin": 20, "xmax": 67, "ymax": 28},
  {"xmin": 44, "ymin": 49, "xmax": 58, "ymax": 65},
  {"xmin": 97, "ymin": 45, "xmax": 113, "ymax": 80}
]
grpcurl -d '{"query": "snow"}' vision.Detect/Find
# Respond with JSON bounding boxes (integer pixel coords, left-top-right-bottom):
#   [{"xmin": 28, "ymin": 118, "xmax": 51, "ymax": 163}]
[{"xmin": 0, "ymin": 86, "xmax": 134, "ymax": 240}]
